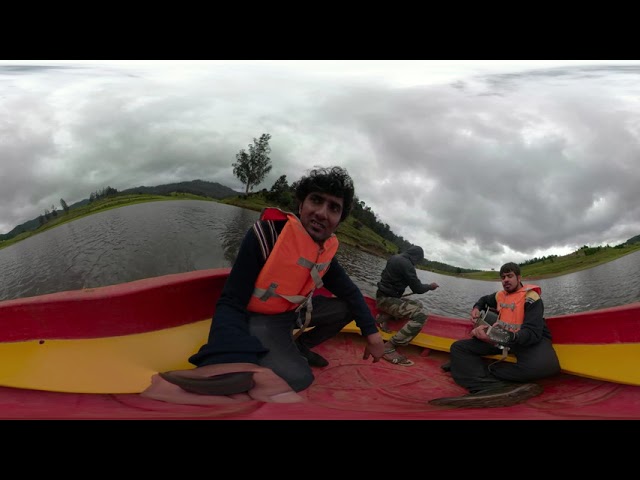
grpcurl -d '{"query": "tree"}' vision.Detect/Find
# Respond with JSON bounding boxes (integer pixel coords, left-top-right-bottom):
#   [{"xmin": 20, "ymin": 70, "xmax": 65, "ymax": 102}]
[
  {"xmin": 232, "ymin": 133, "xmax": 273, "ymax": 194},
  {"xmin": 60, "ymin": 198, "xmax": 69, "ymax": 214},
  {"xmin": 266, "ymin": 174, "xmax": 294, "ymax": 207},
  {"xmin": 270, "ymin": 174, "xmax": 289, "ymax": 194}
]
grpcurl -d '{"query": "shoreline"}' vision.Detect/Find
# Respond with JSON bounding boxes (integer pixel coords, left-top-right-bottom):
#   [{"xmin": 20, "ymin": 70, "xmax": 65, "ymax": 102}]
[{"xmin": 3, "ymin": 195, "xmax": 639, "ymax": 280}]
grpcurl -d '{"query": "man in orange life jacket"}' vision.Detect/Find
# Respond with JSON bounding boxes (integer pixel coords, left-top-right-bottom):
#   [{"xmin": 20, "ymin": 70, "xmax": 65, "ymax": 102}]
[
  {"xmin": 141, "ymin": 166, "xmax": 386, "ymax": 405},
  {"xmin": 430, "ymin": 262, "xmax": 560, "ymax": 408}
]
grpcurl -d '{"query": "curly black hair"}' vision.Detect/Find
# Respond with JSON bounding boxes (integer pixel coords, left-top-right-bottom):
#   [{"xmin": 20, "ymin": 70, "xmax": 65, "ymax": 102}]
[{"xmin": 294, "ymin": 166, "xmax": 355, "ymax": 222}]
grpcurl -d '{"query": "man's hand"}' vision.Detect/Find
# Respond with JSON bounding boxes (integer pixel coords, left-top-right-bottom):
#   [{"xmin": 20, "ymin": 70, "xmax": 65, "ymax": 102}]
[
  {"xmin": 470, "ymin": 324, "xmax": 493, "ymax": 343},
  {"xmin": 429, "ymin": 282, "xmax": 440, "ymax": 290},
  {"xmin": 470, "ymin": 307, "xmax": 480, "ymax": 323},
  {"xmin": 487, "ymin": 327, "xmax": 516, "ymax": 345},
  {"xmin": 140, "ymin": 363, "xmax": 304, "ymax": 405},
  {"xmin": 363, "ymin": 332, "xmax": 385, "ymax": 362}
]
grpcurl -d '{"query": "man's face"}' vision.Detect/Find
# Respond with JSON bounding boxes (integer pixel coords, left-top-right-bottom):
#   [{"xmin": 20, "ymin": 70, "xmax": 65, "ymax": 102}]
[
  {"xmin": 299, "ymin": 192, "xmax": 343, "ymax": 245},
  {"xmin": 500, "ymin": 271, "xmax": 521, "ymax": 293}
]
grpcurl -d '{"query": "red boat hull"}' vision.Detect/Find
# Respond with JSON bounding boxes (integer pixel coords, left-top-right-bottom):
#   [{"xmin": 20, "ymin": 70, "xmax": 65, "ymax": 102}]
[{"xmin": 1, "ymin": 268, "xmax": 639, "ymax": 419}]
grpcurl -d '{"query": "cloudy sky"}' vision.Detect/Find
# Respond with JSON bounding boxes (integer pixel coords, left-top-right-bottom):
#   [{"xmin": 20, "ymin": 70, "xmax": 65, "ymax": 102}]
[{"xmin": 1, "ymin": 60, "xmax": 639, "ymax": 269}]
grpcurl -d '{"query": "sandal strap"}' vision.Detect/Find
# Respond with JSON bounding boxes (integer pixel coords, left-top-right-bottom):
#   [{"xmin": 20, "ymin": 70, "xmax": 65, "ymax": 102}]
[{"xmin": 385, "ymin": 352, "xmax": 413, "ymax": 366}]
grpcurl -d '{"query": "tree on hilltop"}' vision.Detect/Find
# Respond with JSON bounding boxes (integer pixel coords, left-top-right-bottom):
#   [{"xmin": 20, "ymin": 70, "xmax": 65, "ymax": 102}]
[
  {"xmin": 60, "ymin": 198, "xmax": 69, "ymax": 214},
  {"xmin": 232, "ymin": 133, "xmax": 272, "ymax": 194}
]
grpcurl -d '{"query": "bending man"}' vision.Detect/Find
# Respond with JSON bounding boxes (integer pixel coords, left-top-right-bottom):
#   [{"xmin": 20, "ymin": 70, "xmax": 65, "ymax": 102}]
[{"xmin": 375, "ymin": 245, "xmax": 439, "ymax": 366}]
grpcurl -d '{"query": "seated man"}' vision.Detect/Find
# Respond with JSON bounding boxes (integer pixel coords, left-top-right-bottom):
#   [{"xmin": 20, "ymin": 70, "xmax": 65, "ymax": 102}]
[
  {"xmin": 430, "ymin": 262, "xmax": 561, "ymax": 408},
  {"xmin": 375, "ymin": 245, "xmax": 439, "ymax": 366},
  {"xmin": 141, "ymin": 166, "xmax": 386, "ymax": 404}
]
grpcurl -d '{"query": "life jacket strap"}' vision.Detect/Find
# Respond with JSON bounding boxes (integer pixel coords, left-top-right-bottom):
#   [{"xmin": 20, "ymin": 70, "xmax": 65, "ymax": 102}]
[
  {"xmin": 253, "ymin": 282, "xmax": 309, "ymax": 304},
  {"xmin": 256, "ymin": 282, "xmax": 278, "ymax": 301},
  {"xmin": 293, "ymin": 292, "xmax": 314, "ymax": 340},
  {"xmin": 296, "ymin": 258, "xmax": 331, "ymax": 289},
  {"xmin": 498, "ymin": 346, "xmax": 510, "ymax": 360}
]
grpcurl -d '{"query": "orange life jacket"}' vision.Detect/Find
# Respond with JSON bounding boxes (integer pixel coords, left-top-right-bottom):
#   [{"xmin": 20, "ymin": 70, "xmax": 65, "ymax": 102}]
[
  {"xmin": 246, "ymin": 208, "xmax": 339, "ymax": 315},
  {"xmin": 494, "ymin": 284, "xmax": 541, "ymax": 333}
]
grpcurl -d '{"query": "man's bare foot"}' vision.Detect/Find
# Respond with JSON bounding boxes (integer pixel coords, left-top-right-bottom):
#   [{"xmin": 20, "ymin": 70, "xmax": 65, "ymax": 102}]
[{"xmin": 140, "ymin": 364, "xmax": 304, "ymax": 405}]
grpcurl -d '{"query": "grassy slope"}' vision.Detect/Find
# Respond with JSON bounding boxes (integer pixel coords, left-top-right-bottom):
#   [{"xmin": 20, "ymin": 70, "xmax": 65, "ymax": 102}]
[
  {"xmin": 2, "ymin": 192, "xmax": 638, "ymax": 280},
  {"xmin": 219, "ymin": 195, "xmax": 399, "ymax": 257}
]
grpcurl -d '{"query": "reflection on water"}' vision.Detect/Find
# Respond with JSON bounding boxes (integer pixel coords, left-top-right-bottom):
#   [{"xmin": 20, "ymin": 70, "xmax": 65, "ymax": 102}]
[
  {"xmin": 218, "ymin": 206, "xmax": 259, "ymax": 263},
  {"xmin": 1, "ymin": 200, "xmax": 640, "ymax": 318},
  {"xmin": 0, "ymin": 201, "xmax": 258, "ymax": 301}
]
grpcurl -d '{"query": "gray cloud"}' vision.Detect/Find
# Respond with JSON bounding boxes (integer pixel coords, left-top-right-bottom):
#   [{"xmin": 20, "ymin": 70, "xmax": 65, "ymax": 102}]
[{"xmin": 1, "ymin": 61, "xmax": 639, "ymax": 269}]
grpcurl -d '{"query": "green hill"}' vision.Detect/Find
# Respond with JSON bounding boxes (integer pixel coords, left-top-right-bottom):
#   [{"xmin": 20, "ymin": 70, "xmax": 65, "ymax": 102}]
[
  {"xmin": 2, "ymin": 185, "xmax": 639, "ymax": 281},
  {"xmin": 120, "ymin": 179, "xmax": 238, "ymax": 199}
]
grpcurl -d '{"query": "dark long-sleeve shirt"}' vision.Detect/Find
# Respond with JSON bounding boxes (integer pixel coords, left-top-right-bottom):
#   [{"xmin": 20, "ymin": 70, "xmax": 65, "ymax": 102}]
[
  {"xmin": 473, "ymin": 291, "xmax": 552, "ymax": 348},
  {"xmin": 189, "ymin": 219, "xmax": 378, "ymax": 367},
  {"xmin": 376, "ymin": 246, "xmax": 434, "ymax": 298}
]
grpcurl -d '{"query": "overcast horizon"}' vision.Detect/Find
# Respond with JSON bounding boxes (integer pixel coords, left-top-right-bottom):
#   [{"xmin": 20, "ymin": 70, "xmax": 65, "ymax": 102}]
[{"xmin": 2, "ymin": 60, "xmax": 640, "ymax": 270}]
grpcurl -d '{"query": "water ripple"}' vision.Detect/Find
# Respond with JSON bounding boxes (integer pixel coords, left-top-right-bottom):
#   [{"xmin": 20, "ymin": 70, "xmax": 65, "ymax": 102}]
[{"xmin": 1, "ymin": 200, "xmax": 639, "ymax": 318}]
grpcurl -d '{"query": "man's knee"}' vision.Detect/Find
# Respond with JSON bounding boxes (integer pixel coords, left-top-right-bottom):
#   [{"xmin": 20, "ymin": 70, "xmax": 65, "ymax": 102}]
[
  {"xmin": 450, "ymin": 339, "xmax": 465, "ymax": 356},
  {"xmin": 409, "ymin": 312, "xmax": 428, "ymax": 326},
  {"xmin": 267, "ymin": 356, "xmax": 315, "ymax": 393},
  {"xmin": 338, "ymin": 312, "xmax": 354, "ymax": 328},
  {"xmin": 542, "ymin": 356, "xmax": 562, "ymax": 377}
]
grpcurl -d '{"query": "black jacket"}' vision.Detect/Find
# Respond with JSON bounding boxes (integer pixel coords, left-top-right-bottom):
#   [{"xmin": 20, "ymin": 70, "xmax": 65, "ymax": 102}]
[{"xmin": 376, "ymin": 246, "xmax": 434, "ymax": 298}]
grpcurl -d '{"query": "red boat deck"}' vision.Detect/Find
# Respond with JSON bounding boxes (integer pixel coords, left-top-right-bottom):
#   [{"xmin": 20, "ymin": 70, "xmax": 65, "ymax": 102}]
[{"xmin": 2, "ymin": 333, "xmax": 638, "ymax": 420}]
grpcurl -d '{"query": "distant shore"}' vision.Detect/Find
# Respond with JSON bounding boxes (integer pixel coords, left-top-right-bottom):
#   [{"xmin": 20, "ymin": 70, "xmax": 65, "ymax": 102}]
[{"xmin": 3, "ymin": 194, "xmax": 639, "ymax": 281}]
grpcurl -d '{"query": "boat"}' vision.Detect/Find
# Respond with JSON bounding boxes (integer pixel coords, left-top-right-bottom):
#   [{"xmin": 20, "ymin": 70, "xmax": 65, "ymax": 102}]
[{"xmin": 1, "ymin": 267, "xmax": 639, "ymax": 420}]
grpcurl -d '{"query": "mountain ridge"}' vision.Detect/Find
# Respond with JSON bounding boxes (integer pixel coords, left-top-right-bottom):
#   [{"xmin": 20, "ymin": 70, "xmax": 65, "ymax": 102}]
[{"xmin": 0, "ymin": 180, "xmax": 239, "ymax": 239}]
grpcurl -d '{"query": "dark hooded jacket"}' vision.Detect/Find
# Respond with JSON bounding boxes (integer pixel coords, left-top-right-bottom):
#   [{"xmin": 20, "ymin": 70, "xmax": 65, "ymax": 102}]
[{"xmin": 376, "ymin": 246, "xmax": 435, "ymax": 298}]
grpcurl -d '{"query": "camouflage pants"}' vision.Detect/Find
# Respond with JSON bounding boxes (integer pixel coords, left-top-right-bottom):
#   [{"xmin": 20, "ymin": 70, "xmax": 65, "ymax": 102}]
[{"xmin": 375, "ymin": 295, "xmax": 428, "ymax": 347}]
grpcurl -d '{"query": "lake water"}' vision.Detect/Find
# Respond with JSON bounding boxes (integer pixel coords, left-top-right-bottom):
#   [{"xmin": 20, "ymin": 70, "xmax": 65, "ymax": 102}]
[{"xmin": 2, "ymin": 200, "xmax": 640, "ymax": 318}]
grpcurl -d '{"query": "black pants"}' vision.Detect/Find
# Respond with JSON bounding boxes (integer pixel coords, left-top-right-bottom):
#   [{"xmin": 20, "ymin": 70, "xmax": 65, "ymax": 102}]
[
  {"xmin": 449, "ymin": 337, "xmax": 561, "ymax": 393},
  {"xmin": 248, "ymin": 296, "xmax": 352, "ymax": 392}
]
